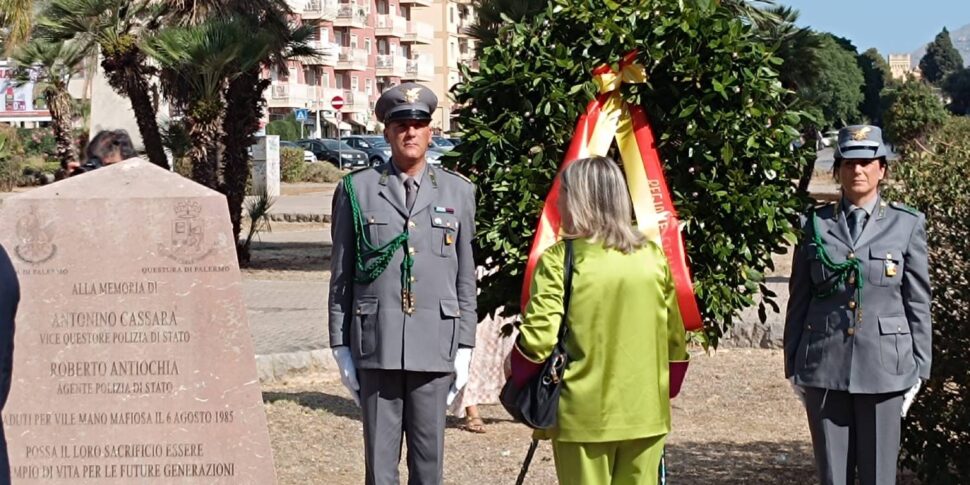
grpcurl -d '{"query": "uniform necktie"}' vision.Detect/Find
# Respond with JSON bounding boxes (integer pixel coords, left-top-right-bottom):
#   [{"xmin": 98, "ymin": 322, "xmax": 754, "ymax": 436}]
[
  {"xmin": 849, "ymin": 208, "xmax": 866, "ymax": 243},
  {"xmin": 404, "ymin": 178, "xmax": 417, "ymax": 212}
]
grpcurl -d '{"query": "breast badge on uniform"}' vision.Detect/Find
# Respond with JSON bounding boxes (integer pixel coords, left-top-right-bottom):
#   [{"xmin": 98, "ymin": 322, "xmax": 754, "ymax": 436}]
[{"xmin": 885, "ymin": 256, "xmax": 898, "ymax": 277}]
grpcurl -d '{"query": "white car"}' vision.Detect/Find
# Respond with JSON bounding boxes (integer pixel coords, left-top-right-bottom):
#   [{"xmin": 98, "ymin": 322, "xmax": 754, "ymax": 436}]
[{"xmin": 280, "ymin": 141, "xmax": 316, "ymax": 163}]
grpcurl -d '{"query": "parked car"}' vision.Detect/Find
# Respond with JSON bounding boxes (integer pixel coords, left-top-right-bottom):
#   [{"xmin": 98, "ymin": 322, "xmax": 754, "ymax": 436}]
[
  {"xmin": 342, "ymin": 135, "xmax": 393, "ymax": 166},
  {"xmin": 295, "ymin": 138, "xmax": 368, "ymax": 169},
  {"xmin": 279, "ymin": 141, "xmax": 316, "ymax": 164},
  {"xmin": 430, "ymin": 136, "xmax": 455, "ymax": 151}
]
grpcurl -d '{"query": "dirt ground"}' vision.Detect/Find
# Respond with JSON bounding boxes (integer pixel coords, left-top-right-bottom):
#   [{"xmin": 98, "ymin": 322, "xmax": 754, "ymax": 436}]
[{"xmin": 262, "ymin": 349, "xmax": 814, "ymax": 485}]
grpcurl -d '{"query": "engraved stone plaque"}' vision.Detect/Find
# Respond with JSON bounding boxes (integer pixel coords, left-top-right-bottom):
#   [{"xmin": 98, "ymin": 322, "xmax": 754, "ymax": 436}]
[{"xmin": 0, "ymin": 159, "xmax": 277, "ymax": 484}]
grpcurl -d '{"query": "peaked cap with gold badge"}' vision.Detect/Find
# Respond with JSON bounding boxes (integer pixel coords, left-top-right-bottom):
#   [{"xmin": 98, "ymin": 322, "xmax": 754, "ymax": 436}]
[
  {"xmin": 375, "ymin": 82, "xmax": 438, "ymax": 123},
  {"xmin": 835, "ymin": 124, "xmax": 889, "ymax": 159}
]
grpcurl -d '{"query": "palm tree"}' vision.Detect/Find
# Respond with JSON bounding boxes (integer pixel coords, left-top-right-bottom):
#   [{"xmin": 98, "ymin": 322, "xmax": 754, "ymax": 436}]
[
  {"xmin": 0, "ymin": 0, "xmax": 36, "ymax": 54},
  {"xmin": 37, "ymin": 0, "xmax": 170, "ymax": 169},
  {"xmin": 141, "ymin": 17, "xmax": 271, "ymax": 189},
  {"xmin": 11, "ymin": 38, "xmax": 85, "ymax": 166}
]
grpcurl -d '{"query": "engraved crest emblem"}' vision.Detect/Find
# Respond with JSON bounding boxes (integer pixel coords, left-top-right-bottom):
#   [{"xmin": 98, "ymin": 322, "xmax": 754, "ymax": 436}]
[
  {"xmin": 159, "ymin": 201, "xmax": 214, "ymax": 264},
  {"xmin": 403, "ymin": 87, "xmax": 421, "ymax": 103},
  {"xmin": 14, "ymin": 210, "xmax": 57, "ymax": 264}
]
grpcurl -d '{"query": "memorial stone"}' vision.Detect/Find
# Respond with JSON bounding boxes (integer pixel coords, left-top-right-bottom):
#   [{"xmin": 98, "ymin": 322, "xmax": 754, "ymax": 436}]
[{"xmin": 0, "ymin": 159, "xmax": 277, "ymax": 484}]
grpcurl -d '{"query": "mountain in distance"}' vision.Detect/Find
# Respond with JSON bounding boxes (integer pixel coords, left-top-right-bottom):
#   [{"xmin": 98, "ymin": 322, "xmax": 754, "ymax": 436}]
[{"xmin": 910, "ymin": 23, "xmax": 970, "ymax": 67}]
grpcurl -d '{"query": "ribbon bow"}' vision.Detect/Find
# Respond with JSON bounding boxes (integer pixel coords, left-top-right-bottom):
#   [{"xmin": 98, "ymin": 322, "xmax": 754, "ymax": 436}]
[{"xmin": 521, "ymin": 50, "xmax": 703, "ymax": 331}]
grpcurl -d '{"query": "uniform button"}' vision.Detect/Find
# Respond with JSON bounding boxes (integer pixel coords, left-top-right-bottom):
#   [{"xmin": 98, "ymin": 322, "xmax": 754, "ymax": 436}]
[
  {"xmin": 806, "ymin": 324, "xmax": 812, "ymax": 331},
  {"xmin": 848, "ymin": 275, "xmax": 856, "ymax": 285},
  {"xmin": 356, "ymin": 309, "xmax": 362, "ymax": 315},
  {"xmin": 848, "ymin": 300, "xmax": 856, "ymax": 309},
  {"xmin": 408, "ymin": 220, "xmax": 416, "ymax": 229},
  {"xmin": 847, "ymin": 327, "xmax": 855, "ymax": 336},
  {"xmin": 848, "ymin": 252, "xmax": 855, "ymax": 259},
  {"xmin": 898, "ymin": 326, "xmax": 903, "ymax": 332},
  {"xmin": 457, "ymin": 311, "xmax": 461, "ymax": 316},
  {"xmin": 368, "ymin": 217, "xmax": 375, "ymax": 223},
  {"xmin": 408, "ymin": 247, "xmax": 416, "ymax": 255},
  {"xmin": 410, "ymin": 276, "xmax": 416, "ymax": 283}
]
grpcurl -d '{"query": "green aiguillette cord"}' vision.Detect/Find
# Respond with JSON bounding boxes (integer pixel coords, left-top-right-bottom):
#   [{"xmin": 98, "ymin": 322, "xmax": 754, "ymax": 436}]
[
  {"xmin": 342, "ymin": 175, "xmax": 414, "ymax": 306},
  {"xmin": 811, "ymin": 211, "xmax": 863, "ymax": 306}
]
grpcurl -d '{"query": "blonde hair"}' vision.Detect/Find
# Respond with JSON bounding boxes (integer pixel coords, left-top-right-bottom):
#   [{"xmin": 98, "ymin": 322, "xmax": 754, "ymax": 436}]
[{"xmin": 558, "ymin": 156, "xmax": 646, "ymax": 254}]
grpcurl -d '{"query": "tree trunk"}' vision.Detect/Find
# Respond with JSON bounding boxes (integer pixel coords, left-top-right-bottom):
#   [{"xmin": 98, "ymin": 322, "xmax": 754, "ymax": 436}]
[
  {"xmin": 46, "ymin": 89, "xmax": 78, "ymax": 167},
  {"xmin": 187, "ymin": 114, "xmax": 220, "ymax": 190},
  {"xmin": 221, "ymin": 70, "xmax": 267, "ymax": 264},
  {"xmin": 100, "ymin": 52, "xmax": 168, "ymax": 169}
]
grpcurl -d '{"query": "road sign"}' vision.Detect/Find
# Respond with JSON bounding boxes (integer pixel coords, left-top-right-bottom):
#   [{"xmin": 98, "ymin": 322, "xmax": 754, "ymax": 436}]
[
  {"xmin": 294, "ymin": 108, "xmax": 308, "ymax": 122},
  {"xmin": 331, "ymin": 96, "xmax": 345, "ymax": 110}
]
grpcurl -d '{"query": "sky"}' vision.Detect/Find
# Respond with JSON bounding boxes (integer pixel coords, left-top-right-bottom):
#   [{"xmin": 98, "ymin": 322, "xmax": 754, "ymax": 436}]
[{"xmin": 780, "ymin": 0, "xmax": 970, "ymax": 55}]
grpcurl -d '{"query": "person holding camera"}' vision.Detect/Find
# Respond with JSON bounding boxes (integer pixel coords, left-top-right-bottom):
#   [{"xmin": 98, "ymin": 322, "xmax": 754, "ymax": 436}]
[{"xmin": 62, "ymin": 130, "xmax": 138, "ymax": 177}]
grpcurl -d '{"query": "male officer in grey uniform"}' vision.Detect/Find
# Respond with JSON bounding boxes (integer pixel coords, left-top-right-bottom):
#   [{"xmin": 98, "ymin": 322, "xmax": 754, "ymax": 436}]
[
  {"xmin": 328, "ymin": 83, "xmax": 477, "ymax": 485},
  {"xmin": 0, "ymin": 244, "xmax": 20, "ymax": 484},
  {"xmin": 784, "ymin": 125, "xmax": 932, "ymax": 485}
]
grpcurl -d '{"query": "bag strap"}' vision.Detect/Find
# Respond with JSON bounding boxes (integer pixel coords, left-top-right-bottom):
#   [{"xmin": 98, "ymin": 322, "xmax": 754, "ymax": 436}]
[{"xmin": 556, "ymin": 239, "xmax": 575, "ymax": 347}]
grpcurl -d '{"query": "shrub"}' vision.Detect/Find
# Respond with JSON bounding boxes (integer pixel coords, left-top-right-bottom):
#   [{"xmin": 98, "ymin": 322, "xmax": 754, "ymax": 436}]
[
  {"xmin": 301, "ymin": 162, "xmax": 345, "ymax": 183},
  {"xmin": 452, "ymin": 0, "xmax": 811, "ymax": 345},
  {"xmin": 883, "ymin": 117, "xmax": 970, "ymax": 484},
  {"xmin": 0, "ymin": 133, "xmax": 17, "ymax": 191},
  {"xmin": 279, "ymin": 147, "xmax": 306, "ymax": 182},
  {"xmin": 16, "ymin": 127, "xmax": 57, "ymax": 157},
  {"xmin": 882, "ymin": 79, "xmax": 948, "ymax": 145}
]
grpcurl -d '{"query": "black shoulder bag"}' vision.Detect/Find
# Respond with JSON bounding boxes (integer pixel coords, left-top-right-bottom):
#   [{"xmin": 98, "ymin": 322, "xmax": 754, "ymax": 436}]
[{"xmin": 500, "ymin": 239, "xmax": 574, "ymax": 484}]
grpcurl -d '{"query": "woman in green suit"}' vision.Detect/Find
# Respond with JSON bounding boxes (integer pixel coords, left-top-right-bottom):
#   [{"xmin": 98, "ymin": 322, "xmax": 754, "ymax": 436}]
[{"xmin": 515, "ymin": 156, "xmax": 688, "ymax": 485}]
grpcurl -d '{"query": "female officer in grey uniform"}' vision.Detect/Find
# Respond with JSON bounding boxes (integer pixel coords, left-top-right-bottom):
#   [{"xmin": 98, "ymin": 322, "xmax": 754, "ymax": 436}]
[{"xmin": 784, "ymin": 125, "xmax": 932, "ymax": 485}]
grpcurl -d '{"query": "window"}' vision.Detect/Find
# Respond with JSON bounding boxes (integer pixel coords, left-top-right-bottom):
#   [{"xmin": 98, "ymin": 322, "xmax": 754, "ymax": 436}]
[
  {"xmin": 335, "ymin": 30, "xmax": 344, "ymax": 46},
  {"xmin": 350, "ymin": 34, "xmax": 358, "ymax": 49},
  {"xmin": 351, "ymin": 75, "xmax": 359, "ymax": 92},
  {"xmin": 322, "ymin": 71, "xmax": 330, "ymax": 87},
  {"xmin": 336, "ymin": 74, "xmax": 344, "ymax": 89},
  {"xmin": 366, "ymin": 79, "xmax": 373, "ymax": 95},
  {"xmin": 378, "ymin": 38, "xmax": 389, "ymax": 55},
  {"xmin": 365, "ymin": 38, "xmax": 371, "ymax": 54}
]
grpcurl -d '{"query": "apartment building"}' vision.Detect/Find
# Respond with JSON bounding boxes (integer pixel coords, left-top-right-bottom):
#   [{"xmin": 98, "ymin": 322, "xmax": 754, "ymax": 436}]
[{"xmin": 268, "ymin": 0, "xmax": 438, "ymax": 138}]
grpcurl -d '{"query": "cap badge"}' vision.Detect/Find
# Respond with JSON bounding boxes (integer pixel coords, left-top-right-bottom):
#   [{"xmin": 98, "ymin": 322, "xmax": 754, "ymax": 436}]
[
  {"xmin": 851, "ymin": 126, "xmax": 872, "ymax": 141},
  {"xmin": 404, "ymin": 87, "xmax": 421, "ymax": 103}
]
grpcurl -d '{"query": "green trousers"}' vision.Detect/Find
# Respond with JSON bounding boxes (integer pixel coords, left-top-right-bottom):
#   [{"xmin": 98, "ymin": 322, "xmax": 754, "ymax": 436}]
[{"xmin": 552, "ymin": 434, "xmax": 667, "ymax": 485}]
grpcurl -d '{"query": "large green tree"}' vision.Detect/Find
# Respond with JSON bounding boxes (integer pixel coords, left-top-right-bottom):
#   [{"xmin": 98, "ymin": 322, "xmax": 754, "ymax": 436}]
[
  {"xmin": 452, "ymin": 0, "xmax": 812, "ymax": 345},
  {"xmin": 858, "ymin": 48, "xmax": 891, "ymax": 123},
  {"xmin": 942, "ymin": 67, "xmax": 970, "ymax": 115},
  {"xmin": 919, "ymin": 27, "xmax": 965, "ymax": 85},
  {"xmin": 882, "ymin": 79, "xmax": 948, "ymax": 144},
  {"xmin": 797, "ymin": 34, "xmax": 864, "ymax": 127}
]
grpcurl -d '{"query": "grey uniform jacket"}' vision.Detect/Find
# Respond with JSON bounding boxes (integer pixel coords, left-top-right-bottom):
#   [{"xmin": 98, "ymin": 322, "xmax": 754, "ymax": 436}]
[
  {"xmin": 329, "ymin": 162, "xmax": 477, "ymax": 373},
  {"xmin": 784, "ymin": 197, "xmax": 932, "ymax": 394}
]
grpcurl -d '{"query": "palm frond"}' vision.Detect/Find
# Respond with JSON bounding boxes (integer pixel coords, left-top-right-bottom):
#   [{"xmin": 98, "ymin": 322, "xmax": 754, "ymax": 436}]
[{"xmin": 0, "ymin": 0, "xmax": 35, "ymax": 53}]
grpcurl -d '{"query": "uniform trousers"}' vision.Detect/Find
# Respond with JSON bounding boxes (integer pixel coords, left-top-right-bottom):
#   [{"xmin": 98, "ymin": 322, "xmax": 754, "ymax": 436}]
[
  {"xmin": 551, "ymin": 434, "xmax": 666, "ymax": 485},
  {"xmin": 804, "ymin": 387, "xmax": 905, "ymax": 485},
  {"xmin": 358, "ymin": 369, "xmax": 452, "ymax": 485}
]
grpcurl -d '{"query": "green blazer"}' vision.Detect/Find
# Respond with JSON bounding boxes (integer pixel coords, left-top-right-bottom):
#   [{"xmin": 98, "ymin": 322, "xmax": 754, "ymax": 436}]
[{"xmin": 519, "ymin": 238, "xmax": 687, "ymax": 443}]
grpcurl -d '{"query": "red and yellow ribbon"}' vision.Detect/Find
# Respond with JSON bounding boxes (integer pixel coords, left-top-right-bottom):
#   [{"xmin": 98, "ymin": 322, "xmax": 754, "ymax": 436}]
[{"xmin": 522, "ymin": 51, "xmax": 703, "ymax": 331}]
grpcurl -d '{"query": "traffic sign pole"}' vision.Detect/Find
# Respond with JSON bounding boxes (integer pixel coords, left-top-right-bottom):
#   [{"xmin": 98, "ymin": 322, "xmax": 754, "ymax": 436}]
[{"xmin": 331, "ymin": 96, "xmax": 346, "ymax": 169}]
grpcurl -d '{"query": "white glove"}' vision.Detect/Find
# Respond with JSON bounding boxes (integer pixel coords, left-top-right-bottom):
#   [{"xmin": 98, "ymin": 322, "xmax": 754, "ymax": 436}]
[
  {"xmin": 332, "ymin": 346, "xmax": 360, "ymax": 407},
  {"xmin": 789, "ymin": 377, "xmax": 806, "ymax": 406},
  {"xmin": 447, "ymin": 348, "xmax": 473, "ymax": 406},
  {"xmin": 901, "ymin": 380, "xmax": 922, "ymax": 418}
]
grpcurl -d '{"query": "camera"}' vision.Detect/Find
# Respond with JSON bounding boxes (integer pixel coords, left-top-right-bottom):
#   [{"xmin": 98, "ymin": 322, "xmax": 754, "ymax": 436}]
[{"xmin": 71, "ymin": 157, "xmax": 104, "ymax": 176}]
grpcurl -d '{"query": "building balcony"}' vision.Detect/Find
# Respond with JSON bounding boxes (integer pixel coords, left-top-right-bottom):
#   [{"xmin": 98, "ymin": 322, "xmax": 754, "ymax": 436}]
[
  {"xmin": 399, "ymin": 0, "xmax": 432, "ymax": 7},
  {"xmin": 300, "ymin": 41, "xmax": 339, "ymax": 66},
  {"xmin": 403, "ymin": 57, "xmax": 434, "ymax": 82},
  {"xmin": 376, "ymin": 54, "xmax": 407, "ymax": 77},
  {"xmin": 267, "ymin": 83, "xmax": 314, "ymax": 109},
  {"xmin": 459, "ymin": 52, "xmax": 479, "ymax": 72},
  {"xmin": 300, "ymin": 0, "xmax": 338, "ymax": 20},
  {"xmin": 403, "ymin": 20, "xmax": 434, "ymax": 44},
  {"xmin": 336, "ymin": 47, "xmax": 369, "ymax": 71},
  {"xmin": 334, "ymin": 3, "xmax": 369, "ymax": 29},
  {"xmin": 340, "ymin": 90, "xmax": 372, "ymax": 113},
  {"xmin": 375, "ymin": 14, "xmax": 407, "ymax": 37}
]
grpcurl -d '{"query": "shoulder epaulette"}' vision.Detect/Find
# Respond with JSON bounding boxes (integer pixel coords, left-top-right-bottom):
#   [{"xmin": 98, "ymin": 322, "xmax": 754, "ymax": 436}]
[
  {"xmin": 889, "ymin": 201, "xmax": 920, "ymax": 216},
  {"xmin": 440, "ymin": 167, "xmax": 473, "ymax": 184}
]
